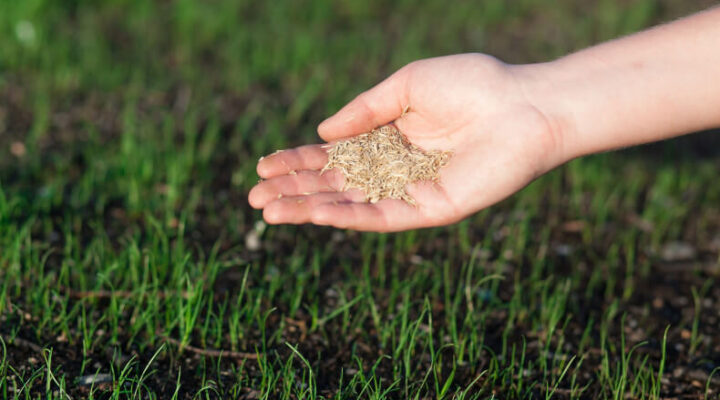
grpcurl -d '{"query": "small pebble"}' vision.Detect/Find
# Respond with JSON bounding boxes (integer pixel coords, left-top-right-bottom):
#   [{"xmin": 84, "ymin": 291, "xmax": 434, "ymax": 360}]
[
  {"xmin": 10, "ymin": 141, "xmax": 26, "ymax": 157},
  {"xmin": 660, "ymin": 241, "xmax": 696, "ymax": 262},
  {"xmin": 78, "ymin": 373, "xmax": 113, "ymax": 387},
  {"xmin": 245, "ymin": 221, "xmax": 266, "ymax": 251},
  {"xmin": 652, "ymin": 298, "xmax": 664, "ymax": 309}
]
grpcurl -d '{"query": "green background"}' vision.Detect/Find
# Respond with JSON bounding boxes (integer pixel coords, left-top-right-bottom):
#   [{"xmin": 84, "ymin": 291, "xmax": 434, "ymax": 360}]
[{"xmin": 0, "ymin": 1, "xmax": 718, "ymax": 398}]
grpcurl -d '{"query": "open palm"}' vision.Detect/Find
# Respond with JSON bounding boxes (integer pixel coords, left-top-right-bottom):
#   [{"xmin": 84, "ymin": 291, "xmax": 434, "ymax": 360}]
[{"xmin": 249, "ymin": 54, "xmax": 562, "ymax": 232}]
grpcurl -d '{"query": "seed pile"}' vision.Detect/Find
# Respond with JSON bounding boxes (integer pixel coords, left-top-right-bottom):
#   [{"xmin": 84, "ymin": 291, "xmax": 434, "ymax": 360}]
[{"xmin": 322, "ymin": 124, "xmax": 452, "ymax": 205}]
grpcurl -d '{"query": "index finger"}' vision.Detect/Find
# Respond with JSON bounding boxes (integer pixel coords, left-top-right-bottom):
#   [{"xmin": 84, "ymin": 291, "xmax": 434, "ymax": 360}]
[{"xmin": 317, "ymin": 66, "xmax": 410, "ymax": 141}]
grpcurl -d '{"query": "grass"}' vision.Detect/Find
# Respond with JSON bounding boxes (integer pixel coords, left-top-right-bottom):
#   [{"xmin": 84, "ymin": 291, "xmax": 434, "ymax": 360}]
[{"xmin": 1, "ymin": 0, "xmax": 720, "ymax": 398}]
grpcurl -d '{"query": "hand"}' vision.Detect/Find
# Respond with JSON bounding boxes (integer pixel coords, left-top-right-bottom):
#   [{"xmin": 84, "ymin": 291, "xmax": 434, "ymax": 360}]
[{"xmin": 248, "ymin": 54, "xmax": 565, "ymax": 232}]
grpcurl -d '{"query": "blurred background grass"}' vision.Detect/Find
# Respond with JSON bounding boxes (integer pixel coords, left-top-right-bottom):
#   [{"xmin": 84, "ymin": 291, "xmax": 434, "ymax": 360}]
[
  {"xmin": 1, "ymin": 0, "xmax": 719, "ymax": 398},
  {"xmin": 1, "ymin": 0, "xmax": 716, "ymax": 229}
]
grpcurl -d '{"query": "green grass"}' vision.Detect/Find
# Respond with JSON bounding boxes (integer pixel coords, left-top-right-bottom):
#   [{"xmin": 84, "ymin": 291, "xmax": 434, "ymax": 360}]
[{"xmin": 1, "ymin": 0, "xmax": 720, "ymax": 398}]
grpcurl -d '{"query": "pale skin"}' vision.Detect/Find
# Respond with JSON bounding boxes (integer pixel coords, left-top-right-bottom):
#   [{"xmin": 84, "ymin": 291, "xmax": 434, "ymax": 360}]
[{"xmin": 249, "ymin": 6, "xmax": 720, "ymax": 232}]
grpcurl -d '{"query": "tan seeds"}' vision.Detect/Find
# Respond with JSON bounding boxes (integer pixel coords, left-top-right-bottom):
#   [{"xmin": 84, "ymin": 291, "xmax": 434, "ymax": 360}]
[{"xmin": 321, "ymin": 124, "xmax": 451, "ymax": 205}]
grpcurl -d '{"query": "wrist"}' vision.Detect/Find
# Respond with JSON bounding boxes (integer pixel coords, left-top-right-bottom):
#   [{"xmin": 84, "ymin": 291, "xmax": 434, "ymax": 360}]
[
  {"xmin": 515, "ymin": 7, "xmax": 720, "ymax": 164},
  {"xmin": 509, "ymin": 62, "xmax": 581, "ymax": 169}
]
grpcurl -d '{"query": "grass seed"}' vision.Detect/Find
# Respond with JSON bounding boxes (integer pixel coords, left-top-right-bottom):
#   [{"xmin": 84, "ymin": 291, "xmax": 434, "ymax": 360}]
[{"xmin": 322, "ymin": 124, "xmax": 452, "ymax": 205}]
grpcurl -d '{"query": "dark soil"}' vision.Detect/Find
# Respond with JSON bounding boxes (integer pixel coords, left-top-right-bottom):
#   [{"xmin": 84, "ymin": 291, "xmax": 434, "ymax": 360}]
[{"xmin": 2, "ymin": 106, "xmax": 719, "ymax": 397}]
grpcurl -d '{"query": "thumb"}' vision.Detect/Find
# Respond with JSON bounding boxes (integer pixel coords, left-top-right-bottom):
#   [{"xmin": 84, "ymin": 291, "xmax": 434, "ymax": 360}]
[{"xmin": 318, "ymin": 66, "xmax": 410, "ymax": 142}]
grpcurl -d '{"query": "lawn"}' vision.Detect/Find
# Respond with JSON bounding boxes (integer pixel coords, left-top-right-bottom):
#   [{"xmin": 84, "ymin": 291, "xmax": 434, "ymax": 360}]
[{"xmin": 1, "ymin": 0, "xmax": 719, "ymax": 398}]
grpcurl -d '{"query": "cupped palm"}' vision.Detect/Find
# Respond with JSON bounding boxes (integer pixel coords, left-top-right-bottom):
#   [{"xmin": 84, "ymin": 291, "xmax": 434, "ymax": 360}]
[{"xmin": 249, "ymin": 54, "xmax": 561, "ymax": 232}]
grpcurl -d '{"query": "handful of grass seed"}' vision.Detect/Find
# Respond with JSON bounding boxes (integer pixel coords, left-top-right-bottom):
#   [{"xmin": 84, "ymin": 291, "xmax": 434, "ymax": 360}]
[{"xmin": 321, "ymin": 124, "xmax": 451, "ymax": 205}]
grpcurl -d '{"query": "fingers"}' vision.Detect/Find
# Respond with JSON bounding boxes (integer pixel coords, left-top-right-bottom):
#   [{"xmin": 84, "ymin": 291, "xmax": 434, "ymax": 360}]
[
  {"xmin": 262, "ymin": 192, "xmax": 365, "ymax": 225},
  {"xmin": 317, "ymin": 66, "xmax": 411, "ymax": 142},
  {"xmin": 262, "ymin": 191, "xmax": 423, "ymax": 232},
  {"xmin": 309, "ymin": 182, "xmax": 458, "ymax": 232},
  {"xmin": 315, "ymin": 198, "xmax": 428, "ymax": 231},
  {"xmin": 257, "ymin": 144, "xmax": 329, "ymax": 179},
  {"xmin": 248, "ymin": 169, "xmax": 344, "ymax": 209}
]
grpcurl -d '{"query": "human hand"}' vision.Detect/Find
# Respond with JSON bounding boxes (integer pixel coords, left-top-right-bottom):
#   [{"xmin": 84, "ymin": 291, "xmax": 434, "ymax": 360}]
[
  {"xmin": 250, "ymin": 6, "xmax": 720, "ymax": 232},
  {"xmin": 248, "ymin": 54, "xmax": 565, "ymax": 231}
]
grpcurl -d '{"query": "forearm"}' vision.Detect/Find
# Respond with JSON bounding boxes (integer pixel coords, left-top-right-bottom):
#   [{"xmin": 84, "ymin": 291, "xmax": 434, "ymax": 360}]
[{"xmin": 522, "ymin": 6, "xmax": 720, "ymax": 162}]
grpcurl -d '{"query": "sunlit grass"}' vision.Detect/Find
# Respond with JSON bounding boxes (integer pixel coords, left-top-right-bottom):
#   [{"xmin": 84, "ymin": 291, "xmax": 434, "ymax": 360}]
[{"xmin": 1, "ymin": 0, "xmax": 719, "ymax": 398}]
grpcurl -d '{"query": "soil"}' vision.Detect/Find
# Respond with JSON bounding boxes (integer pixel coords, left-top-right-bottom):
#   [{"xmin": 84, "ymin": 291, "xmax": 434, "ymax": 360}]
[{"xmin": 2, "ymin": 68, "xmax": 720, "ymax": 400}]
